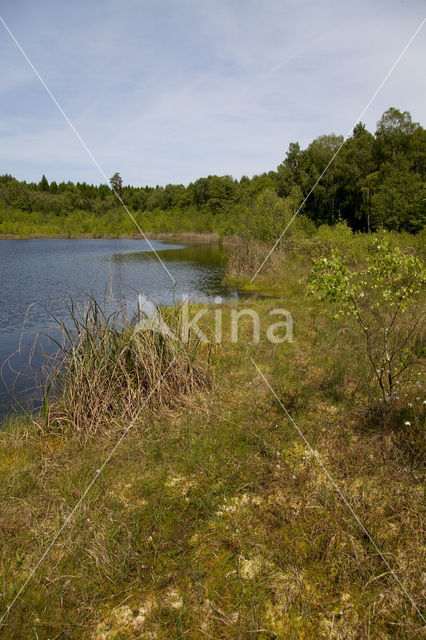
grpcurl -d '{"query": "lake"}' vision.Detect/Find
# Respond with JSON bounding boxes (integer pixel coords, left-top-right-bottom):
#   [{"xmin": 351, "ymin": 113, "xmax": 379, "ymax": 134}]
[{"xmin": 0, "ymin": 238, "xmax": 237, "ymax": 420}]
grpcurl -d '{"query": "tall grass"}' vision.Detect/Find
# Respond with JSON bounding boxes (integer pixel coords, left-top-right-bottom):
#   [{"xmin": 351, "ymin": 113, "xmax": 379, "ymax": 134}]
[
  {"xmin": 40, "ymin": 297, "xmax": 209, "ymax": 439},
  {"xmin": 225, "ymin": 239, "xmax": 286, "ymax": 279}
]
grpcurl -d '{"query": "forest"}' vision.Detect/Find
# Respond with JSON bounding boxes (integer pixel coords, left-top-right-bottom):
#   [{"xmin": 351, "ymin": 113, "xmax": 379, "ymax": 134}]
[{"xmin": 0, "ymin": 107, "xmax": 424, "ymax": 238}]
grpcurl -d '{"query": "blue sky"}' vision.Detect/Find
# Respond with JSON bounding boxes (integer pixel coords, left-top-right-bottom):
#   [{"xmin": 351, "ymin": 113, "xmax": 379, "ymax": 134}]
[{"xmin": 0, "ymin": 0, "xmax": 425, "ymax": 187}]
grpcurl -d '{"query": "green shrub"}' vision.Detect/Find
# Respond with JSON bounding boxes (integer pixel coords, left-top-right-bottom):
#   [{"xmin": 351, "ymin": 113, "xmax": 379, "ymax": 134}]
[{"xmin": 308, "ymin": 239, "xmax": 425, "ymax": 407}]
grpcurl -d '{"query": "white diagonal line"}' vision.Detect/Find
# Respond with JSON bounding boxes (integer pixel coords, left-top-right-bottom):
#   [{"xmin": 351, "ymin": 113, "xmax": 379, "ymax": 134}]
[
  {"xmin": 250, "ymin": 357, "xmax": 425, "ymax": 624},
  {"xmin": 250, "ymin": 15, "xmax": 426, "ymax": 283},
  {"xmin": 0, "ymin": 15, "xmax": 176, "ymax": 284},
  {"xmin": 0, "ymin": 358, "xmax": 176, "ymax": 626}
]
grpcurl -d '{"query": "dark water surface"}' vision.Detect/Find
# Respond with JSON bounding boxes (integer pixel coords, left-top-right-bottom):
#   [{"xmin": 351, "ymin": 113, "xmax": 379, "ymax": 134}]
[{"xmin": 0, "ymin": 238, "xmax": 237, "ymax": 420}]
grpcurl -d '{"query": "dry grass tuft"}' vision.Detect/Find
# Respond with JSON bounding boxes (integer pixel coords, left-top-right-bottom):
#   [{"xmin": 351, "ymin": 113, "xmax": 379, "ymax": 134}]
[
  {"xmin": 225, "ymin": 239, "xmax": 286, "ymax": 279},
  {"xmin": 39, "ymin": 298, "xmax": 209, "ymax": 439}
]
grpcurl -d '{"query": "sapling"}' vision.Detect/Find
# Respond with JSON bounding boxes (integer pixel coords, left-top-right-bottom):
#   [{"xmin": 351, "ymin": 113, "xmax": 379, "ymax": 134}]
[{"xmin": 308, "ymin": 240, "xmax": 425, "ymax": 407}]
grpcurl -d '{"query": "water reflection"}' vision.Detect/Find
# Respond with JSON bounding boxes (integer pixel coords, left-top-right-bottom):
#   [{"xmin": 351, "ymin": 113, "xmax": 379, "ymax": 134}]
[{"xmin": 0, "ymin": 239, "xmax": 237, "ymax": 421}]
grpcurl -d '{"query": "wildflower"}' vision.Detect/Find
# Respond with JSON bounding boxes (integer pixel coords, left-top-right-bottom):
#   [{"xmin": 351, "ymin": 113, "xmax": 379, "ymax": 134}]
[
  {"xmin": 408, "ymin": 403, "xmax": 413, "ymax": 408},
  {"xmin": 404, "ymin": 421, "xmax": 411, "ymax": 426},
  {"xmin": 416, "ymin": 380, "xmax": 421, "ymax": 388}
]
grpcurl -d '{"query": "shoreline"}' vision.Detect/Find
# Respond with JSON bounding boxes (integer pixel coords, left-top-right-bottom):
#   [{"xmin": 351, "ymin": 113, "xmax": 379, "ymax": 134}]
[{"xmin": 0, "ymin": 231, "xmax": 220, "ymax": 242}]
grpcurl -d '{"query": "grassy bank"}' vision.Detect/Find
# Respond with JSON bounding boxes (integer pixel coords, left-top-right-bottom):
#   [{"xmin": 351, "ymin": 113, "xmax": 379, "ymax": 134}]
[
  {"xmin": 0, "ymin": 203, "xmax": 220, "ymax": 239},
  {"xmin": 224, "ymin": 224, "xmax": 426, "ymax": 294},
  {"xmin": 0, "ymin": 233, "xmax": 425, "ymax": 639}
]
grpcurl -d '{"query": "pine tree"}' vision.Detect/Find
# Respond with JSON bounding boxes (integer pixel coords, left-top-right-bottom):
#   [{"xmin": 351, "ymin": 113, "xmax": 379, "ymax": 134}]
[
  {"xmin": 39, "ymin": 174, "xmax": 49, "ymax": 191},
  {"xmin": 109, "ymin": 172, "xmax": 123, "ymax": 196}
]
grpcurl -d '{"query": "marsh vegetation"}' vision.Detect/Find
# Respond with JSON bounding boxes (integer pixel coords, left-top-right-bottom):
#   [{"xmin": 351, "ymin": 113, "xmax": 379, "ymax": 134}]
[{"xmin": 0, "ymin": 224, "xmax": 424, "ymax": 638}]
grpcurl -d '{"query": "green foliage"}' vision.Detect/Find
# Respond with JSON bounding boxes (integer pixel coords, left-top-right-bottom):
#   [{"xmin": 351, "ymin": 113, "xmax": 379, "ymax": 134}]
[
  {"xmin": 0, "ymin": 107, "xmax": 424, "ymax": 239},
  {"xmin": 370, "ymin": 162, "xmax": 425, "ymax": 232},
  {"xmin": 308, "ymin": 241, "xmax": 425, "ymax": 406},
  {"xmin": 109, "ymin": 171, "xmax": 123, "ymax": 196},
  {"xmin": 231, "ymin": 187, "xmax": 302, "ymax": 242},
  {"xmin": 38, "ymin": 174, "xmax": 49, "ymax": 192}
]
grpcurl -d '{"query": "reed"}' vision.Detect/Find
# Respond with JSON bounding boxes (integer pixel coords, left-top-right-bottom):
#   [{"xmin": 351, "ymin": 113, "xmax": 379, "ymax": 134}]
[
  {"xmin": 225, "ymin": 239, "xmax": 286, "ymax": 279},
  {"xmin": 39, "ymin": 297, "xmax": 209, "ymax": 439}
]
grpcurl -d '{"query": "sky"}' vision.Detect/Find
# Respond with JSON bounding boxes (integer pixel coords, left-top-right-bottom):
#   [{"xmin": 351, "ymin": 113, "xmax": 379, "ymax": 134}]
[{"xmin": 0, "ymin": 0, "xmax": 425, "ymax": 187}]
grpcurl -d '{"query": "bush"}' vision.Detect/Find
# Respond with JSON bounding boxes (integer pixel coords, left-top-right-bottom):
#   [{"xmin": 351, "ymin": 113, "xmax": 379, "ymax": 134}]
[{"xmin": 308, "ymin": 239, "xmax": 425, "ymax": 408}]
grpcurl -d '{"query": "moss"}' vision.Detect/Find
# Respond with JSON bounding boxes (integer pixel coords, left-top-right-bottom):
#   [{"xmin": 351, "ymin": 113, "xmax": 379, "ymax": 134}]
[{"xmin": 0, "ymin": 241, "xmax": 424, "ymax": 639}]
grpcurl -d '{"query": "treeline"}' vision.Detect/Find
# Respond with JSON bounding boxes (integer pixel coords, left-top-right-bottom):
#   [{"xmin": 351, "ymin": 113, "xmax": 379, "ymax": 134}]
[{"xmin": 0, "ymin": 107, "xmax": 424, "ymax": 238}]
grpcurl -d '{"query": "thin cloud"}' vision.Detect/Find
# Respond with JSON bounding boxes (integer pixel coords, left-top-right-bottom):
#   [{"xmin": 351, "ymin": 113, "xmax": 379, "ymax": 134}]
[{"xmin": 0, "ymin": 0, "xmax": 424, "ymax": 185}]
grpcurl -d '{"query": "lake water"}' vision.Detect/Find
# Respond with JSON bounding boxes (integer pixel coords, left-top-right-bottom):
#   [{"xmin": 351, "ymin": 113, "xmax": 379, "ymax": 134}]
[{"xmin": 0, "ymin": 238, "xmax": 237, "ymax": 420}]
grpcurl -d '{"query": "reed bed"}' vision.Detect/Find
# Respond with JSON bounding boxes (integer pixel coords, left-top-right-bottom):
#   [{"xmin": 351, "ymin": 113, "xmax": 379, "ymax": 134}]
[
  {"xmin": 40, "ymin": 297, "xmax": 209, "ymax": 439},
  {"xmin": 225, "ymin": 239, "xmax": 286, "ymax": 279}
]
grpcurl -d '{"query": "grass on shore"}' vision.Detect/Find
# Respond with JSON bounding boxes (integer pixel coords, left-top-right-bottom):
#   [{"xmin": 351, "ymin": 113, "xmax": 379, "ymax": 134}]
[
  {"xmin": 0, "ymin": 236, "xmax": 425, "ymax": 639},
  {"xmin": 40, "ymin": 298, "xmax": 209, "ymax": 440}
]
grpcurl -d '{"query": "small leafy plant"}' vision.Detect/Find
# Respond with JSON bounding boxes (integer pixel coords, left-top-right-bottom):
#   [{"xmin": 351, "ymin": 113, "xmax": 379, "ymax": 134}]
[{"xmin": 308, "ymin": 240, "xmax": 425, "ymax": 407}]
